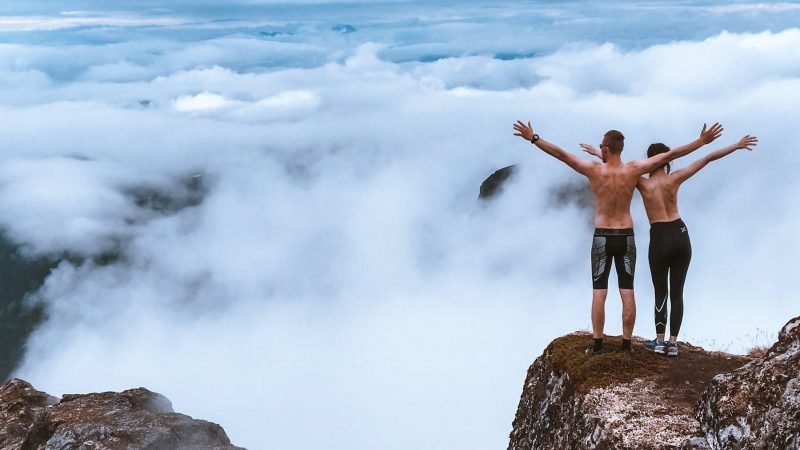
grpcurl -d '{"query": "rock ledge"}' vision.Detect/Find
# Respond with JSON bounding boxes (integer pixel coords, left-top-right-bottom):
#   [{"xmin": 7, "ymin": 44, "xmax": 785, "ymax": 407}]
[
  {"xmin": 508, "ymin": 333, "xmax": 748, "ymax": 449},
  {"xmin": 509, "ymin": 317, "xmax": 800, "ymax": 449},
  {"xmin": 0, "ymin": 379, "xmax": 243, "ymax": 450}
]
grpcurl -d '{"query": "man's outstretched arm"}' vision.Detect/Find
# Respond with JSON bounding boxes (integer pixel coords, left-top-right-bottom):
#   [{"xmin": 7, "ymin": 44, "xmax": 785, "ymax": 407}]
[
  {"xmin": 513, "ymin": 120, "xmax": 595, "ymax": 176},
  {"xmin": 671, "ymin": 135, "xmax": 758, "ymax": 184},
  {"xmin": 632, "ymin": 122, "xmax": 724, "ymax": 175}
]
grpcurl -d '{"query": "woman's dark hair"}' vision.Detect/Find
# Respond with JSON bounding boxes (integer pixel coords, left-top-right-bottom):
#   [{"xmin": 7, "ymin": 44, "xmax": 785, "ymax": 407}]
[{"xmin": 647, "ymin": 143, "xmax": 671, "ymax": 173}]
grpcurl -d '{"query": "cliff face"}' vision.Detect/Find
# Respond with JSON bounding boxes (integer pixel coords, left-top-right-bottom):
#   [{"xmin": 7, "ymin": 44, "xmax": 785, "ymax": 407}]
[
  {"xmin": 698, "ymin": 316, "xmax": 800, "ymax": 449},
  {"xmin": 510, "ymin": 317, "xmax": 800, "ymax": 449},
  {"xmin": 0, "ymin": 379, "xmax": 243, "ymax": 450},
  {"xmin": 507, "ymin": 330, "xmax": 765, "ymax": 450}
]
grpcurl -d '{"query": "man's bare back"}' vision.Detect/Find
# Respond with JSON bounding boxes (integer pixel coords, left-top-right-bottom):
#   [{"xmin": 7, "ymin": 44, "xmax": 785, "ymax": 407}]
[{"xmin": 585, "ymin": 161, "xmax": 642, "ymax": 228}]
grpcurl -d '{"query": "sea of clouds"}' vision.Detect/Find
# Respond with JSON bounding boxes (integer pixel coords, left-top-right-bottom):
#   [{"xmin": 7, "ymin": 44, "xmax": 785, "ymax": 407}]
[{"xmin": 2, "ymin": 1, "xmax": 800, "ymax": 449}]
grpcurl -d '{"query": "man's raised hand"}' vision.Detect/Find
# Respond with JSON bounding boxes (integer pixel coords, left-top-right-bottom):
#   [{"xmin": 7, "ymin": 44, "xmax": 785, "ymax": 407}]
[
  {"xmin": 580, "ymin": 143, "xmax": 602, "ymax": 160},
  {"xmin": 513, "ymin": 120, "xmax": 534, "ymax": 141},
  {"xmin": 736, "ymin": 135, "xmax": 759, "ymax": 151},
  {"xmin": 699, "ymin": 122, "xmax": 724, "ymax": 145}
]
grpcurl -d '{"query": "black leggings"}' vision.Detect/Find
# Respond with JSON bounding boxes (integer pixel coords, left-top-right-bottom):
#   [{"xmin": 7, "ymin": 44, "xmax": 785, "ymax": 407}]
[{"xmin": 649, "ymin": 218, "xmax": 692, "ymax": 337}]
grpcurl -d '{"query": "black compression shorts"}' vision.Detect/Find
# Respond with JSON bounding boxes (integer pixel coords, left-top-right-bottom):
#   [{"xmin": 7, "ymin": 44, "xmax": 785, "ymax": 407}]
[{"xmin": 591, "ymin": 228, "xmax": 636, "ymax": 289}]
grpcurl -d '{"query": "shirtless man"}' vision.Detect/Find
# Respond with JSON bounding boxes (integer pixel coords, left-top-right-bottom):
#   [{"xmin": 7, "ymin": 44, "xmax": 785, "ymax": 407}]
[{"xmin": 512, "ymin": 121, "xmax": 723, "ymax": 354}]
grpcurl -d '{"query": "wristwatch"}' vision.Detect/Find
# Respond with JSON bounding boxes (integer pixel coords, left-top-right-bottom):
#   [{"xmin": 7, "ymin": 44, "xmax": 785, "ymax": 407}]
[{"xmin": 530, "ymin": 134, "xmax": 540, "ymax": 143}]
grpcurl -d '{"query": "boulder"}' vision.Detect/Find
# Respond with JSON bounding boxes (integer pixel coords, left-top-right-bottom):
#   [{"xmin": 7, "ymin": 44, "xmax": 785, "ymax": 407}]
[
  {"xmin": 0, "ymin": 379, "xmax": 243, "ymax": 450},
  {"xmin": 479, "ymin": 165, "xmax": 518, "ymax": 199}
]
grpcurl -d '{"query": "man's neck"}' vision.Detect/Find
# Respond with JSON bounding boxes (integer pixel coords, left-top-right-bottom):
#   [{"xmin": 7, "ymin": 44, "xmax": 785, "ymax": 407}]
[{"xmin": 605, "ymin": 153, "xmax": 624, "ymax": 166}]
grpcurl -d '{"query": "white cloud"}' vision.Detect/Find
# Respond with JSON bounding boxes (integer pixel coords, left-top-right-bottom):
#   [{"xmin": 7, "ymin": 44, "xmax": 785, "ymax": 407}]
[
  {"xmin": 80, "ymin": 61, "xmax": 152, "ymax": 83},
  {"xmin": 173, "ymin": 92, "xmax": 235, "ymax": 112},
  {"xmin": 0, "ymin": 14, "xmax": 185, "ymax": 31},
  {"xmin": 254, "ymin": 90, "xmax": 317, "ymax": 108},
  {"xmin": 708, "ymin": 3, "xmax": 800, "ymax": 14}
]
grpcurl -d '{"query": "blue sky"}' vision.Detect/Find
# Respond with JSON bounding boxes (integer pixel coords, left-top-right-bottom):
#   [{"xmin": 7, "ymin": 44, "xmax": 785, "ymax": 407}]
[{"xmin": 2, "ymin": 2, "xmax": 799, "ymax": 450}]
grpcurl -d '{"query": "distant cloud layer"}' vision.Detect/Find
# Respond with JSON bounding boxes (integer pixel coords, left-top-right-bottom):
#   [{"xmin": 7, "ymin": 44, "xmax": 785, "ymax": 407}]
[
  {"xmin": 0, "ymin": 14, "xmax": 185, "ymax": 31},
  {"xmin": 1, "ymin": 2, "xmax": 799, "ymax": 450}
]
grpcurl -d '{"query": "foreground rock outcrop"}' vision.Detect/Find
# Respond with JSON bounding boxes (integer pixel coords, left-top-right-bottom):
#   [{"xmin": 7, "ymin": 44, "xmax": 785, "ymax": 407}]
[
  {"xmin": 0, "ymin": 379, "xmax": 243, "ymax": 450},
  {"xmin": 509, "ymin": 316, "xmax": 800, "ymax": 449}
]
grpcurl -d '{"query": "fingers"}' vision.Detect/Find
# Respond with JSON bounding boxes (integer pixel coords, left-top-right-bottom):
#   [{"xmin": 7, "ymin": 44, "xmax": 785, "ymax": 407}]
[
  {"xmin": 513, "ymin": 120, "xmax": 531, "ymax": 139},
  {"xmin": 513, "ymin": 121, "xmax": 531, "ymax": 132},
  {"xmin": 513, "ymin": 121, "xmax": 534, "ymax": 140},
  {"xmin": 702, "ymin": 122, "xmax": 723, "ymax": 140},
  {"xmin": 746, "ymin": 136, "xmax": 759, "ymax": 150},
  {"xmin": 703, "ymin": 122, "xmax": 724, "ymax": 143},
  {"xmin": 513, "ymin": 120, "xmax": 533, "ymax": 129},
  {"xmin": 738, "ymin": 135, "xmax": 758, "ymax": 150}
]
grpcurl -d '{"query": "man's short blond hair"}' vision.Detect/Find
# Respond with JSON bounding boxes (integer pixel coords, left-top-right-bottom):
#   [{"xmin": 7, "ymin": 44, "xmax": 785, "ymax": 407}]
[{"xmin": 604, "ymin": 130, "xmax": 625, "ymax": 154}]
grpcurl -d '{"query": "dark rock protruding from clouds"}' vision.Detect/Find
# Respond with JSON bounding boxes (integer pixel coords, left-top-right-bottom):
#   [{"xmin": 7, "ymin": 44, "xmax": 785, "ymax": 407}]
[
  {"xmin": 508, "ymin": 333, "xmax": 751, "ymax": 449},
  {"xmin": 698, "ymin": 315, "xmax": 800, "ymax": 449},
  {"xmin": 0, "ymin": 234, "xmax": 56, "ymax": 382},
  {"xmin": 479, "ymin": 165, "xmax": 518, "ymax": 200},
  {"xmin": 124, "ymin": 173, "xmax": 209, "ymax": 217},
  {"xmin": 0, "ymin": 174, "xmax": 213, "ymax": 381},
  {"xmin": 0, "ymin": 379, "xmax": 243, "ymax": 450}
]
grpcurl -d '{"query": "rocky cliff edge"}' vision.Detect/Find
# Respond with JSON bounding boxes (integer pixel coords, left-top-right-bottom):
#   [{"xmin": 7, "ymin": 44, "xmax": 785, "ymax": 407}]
[{"xmin": 509, "ymin": 316, "xmax": 800, "ymax": 450}]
